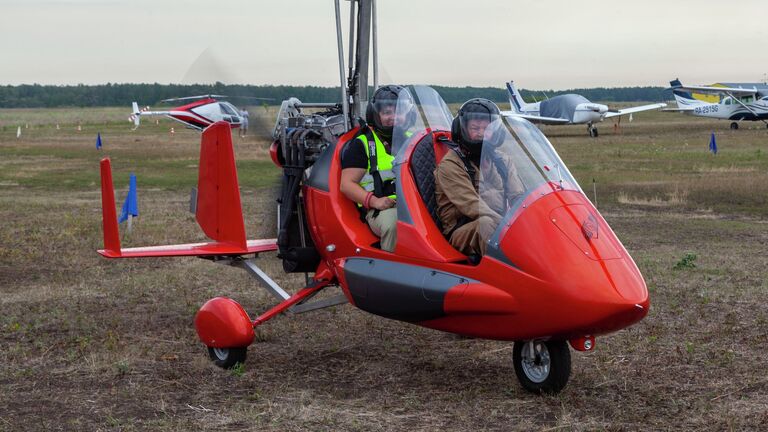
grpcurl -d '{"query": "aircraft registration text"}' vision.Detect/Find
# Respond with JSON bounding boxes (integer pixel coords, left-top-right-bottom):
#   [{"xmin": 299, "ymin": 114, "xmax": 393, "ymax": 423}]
[{"xmin": 694, "ymin": 105, "xmax": 719, "ymax": 114}]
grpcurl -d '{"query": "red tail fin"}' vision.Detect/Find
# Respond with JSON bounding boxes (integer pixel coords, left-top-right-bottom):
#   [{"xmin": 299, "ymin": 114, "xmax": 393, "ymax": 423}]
[
  {"xmin": 196, "ymin": 122, "xmax": 247, "ymax": 249},
  {"xmin": 99, "ymin": 158, "xmax": 122, "ymax": 256}
]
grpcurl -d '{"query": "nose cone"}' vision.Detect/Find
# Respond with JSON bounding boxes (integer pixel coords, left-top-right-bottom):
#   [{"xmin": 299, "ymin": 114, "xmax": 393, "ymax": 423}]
[
  {"xmin": 547, "ymin": 203, "xmax": 647, "ymax": 304},
  {"xmin": 493, "ymin": 190, "xmax": 649, "ymax": 335}
]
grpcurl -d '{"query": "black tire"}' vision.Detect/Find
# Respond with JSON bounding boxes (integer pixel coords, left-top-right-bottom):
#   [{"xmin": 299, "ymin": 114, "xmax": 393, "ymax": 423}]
[
  {"xmin": 207, "ymin": 346, "xmax": 247, "ymax": 369},
  {"xmin": 513, "ymin": 340, "xmax": 571, "ymax": 394},
  {"xmin": 592, "ymin": 127, "xmax": 599, "ymax": 138},
  {"xmin": 730, "ymin": 122, "xmax": 739, "ymax": 130}
]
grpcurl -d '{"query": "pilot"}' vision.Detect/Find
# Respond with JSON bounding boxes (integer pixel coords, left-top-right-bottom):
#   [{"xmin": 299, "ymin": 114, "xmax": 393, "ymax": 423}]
[
  {"xmin": 434, "ymin": 98, "xmax": 522, "ymax": 256},
  {"xmin": 340, "ymin": 85, "xmax": 414, "ymax": 252}
]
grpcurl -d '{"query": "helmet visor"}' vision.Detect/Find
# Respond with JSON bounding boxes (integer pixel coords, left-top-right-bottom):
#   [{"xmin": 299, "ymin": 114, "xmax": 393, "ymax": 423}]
[{"xmin": 459, "ymin": 102, "xmax": 501, "ymax": 146}]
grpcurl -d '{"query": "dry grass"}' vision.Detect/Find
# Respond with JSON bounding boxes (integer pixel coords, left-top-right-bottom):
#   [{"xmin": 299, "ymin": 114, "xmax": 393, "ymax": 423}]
[
  {"xmin": 693, "ymin": 164, "xmax": 757, "ymax": 173},
  {"xmin": 1, "ymin": 107, "xmax": 767, "ymax": 431},
  {"xmin": 617, "ymin": 187, "xmax": 688, "ymax": 207}
]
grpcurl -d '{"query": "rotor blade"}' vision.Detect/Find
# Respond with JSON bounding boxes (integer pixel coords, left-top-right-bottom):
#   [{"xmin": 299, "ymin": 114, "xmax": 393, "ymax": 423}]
[
  {"xmin": 182, "ymin": 46, "xmax": 234, "ymax": 85},
  {"xmin": 228, "ymin": 95, "xmax": 275, "ymax": 101},
  {"xmin": 161, "ymin": 95, "xmax": 229, "ymax": 103}
]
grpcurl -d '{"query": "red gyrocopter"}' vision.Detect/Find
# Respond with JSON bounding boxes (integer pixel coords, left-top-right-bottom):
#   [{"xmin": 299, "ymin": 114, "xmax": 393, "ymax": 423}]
[{"xmin": 97, "ymin": 1, "xmax": 648, "ymax": 394}]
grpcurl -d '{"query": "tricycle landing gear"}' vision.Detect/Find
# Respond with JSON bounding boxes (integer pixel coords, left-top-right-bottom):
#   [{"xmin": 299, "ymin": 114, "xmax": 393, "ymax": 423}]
[{"xmin": 513, "ymin": 340, "xmax": 571, "ymax": 394}]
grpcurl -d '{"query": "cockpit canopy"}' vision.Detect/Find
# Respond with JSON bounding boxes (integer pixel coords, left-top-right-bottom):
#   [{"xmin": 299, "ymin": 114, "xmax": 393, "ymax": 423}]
[{"xmin": 390, "ymin": 85, "xmax": 582, "ymax": 247}]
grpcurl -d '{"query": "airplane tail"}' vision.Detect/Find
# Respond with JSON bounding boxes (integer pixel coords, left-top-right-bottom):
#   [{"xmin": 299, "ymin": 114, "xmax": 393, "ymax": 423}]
[
  {"xmin": 130, "ymin": 102, "xmax": 141, "ymax": 128},
  {"xmin": 669, "ymin": 79, "xmax": 704, "ymax": 107},
  {"xmin": 505, "ymin": 81, "xmax": 525, "ymax": 113}
]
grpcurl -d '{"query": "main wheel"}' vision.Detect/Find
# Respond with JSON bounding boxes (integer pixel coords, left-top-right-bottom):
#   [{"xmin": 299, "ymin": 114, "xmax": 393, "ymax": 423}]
[
  {"xmin": 207, "ymin": 346, "xmax": 247, "ymax": 369},
  {"xmin": 513, "ymin": 340, "xmax": 571, "ymax": 394},
  {"xmin": 730, "ymin": 122, "xmax": 739, "ymax": 130},
  {"xmin": 588, "ymin": 126, "xmax": 598, "ymax": 138}
]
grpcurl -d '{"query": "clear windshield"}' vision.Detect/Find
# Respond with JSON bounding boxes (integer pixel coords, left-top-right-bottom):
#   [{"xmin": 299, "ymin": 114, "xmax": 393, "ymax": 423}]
[
  {"xmin": 479, "ymin": 116, "xmax": 582, "ymax": 231},
  {"xmin": 391, "ymin": 85, "xmax": 453, "ymax": 158},
  {"xmin": 220, "ymin": 102, "xmax": 239, "ymax": 116}
]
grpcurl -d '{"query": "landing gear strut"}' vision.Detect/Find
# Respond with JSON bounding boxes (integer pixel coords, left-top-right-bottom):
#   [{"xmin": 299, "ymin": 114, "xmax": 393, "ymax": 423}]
[
  {"xmin": 730, "ymin": 122, "xmax": 739, "ymax": 130},
  {"xmin": 588, "ymin": 124, "xmax": 599, "ymax": 138}
]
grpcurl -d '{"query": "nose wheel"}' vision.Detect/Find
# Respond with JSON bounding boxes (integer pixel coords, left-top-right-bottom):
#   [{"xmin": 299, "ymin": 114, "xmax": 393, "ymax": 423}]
[
  {"xmin": 730, "ymin": 122, "xmax": 739, "ymax": 130},
  {"xmin": 513, "ymin": 340, "xmax": 571, "ymax": 394},
  {"xmin": 207, "ymin": 346, "xmax": 248, "ymax": 369},
  {"xmin": 588, "ymin": 124, "xmax": 599, "ymax": 137}
]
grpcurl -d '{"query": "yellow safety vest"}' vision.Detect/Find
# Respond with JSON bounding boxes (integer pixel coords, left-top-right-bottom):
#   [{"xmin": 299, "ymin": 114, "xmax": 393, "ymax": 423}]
[{"xmin": 357, "ymin": 129, "xmax": 397, "ymax": 201}]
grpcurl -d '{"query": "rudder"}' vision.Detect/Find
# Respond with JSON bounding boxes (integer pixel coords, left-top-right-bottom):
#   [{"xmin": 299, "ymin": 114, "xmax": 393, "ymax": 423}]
[{"xmin": 196, "ymin": 121, "xmax": 247, "ymax": 249}]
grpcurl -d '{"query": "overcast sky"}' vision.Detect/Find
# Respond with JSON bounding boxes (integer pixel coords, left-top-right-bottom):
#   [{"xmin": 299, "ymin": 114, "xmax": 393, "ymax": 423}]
[{"xmin": 1, "ymin": 0, "xmax": 766, "ymax": 90}]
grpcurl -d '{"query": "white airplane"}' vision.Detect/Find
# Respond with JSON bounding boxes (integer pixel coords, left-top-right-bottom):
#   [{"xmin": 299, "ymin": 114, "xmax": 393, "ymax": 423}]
[
  {"xmin": 502, "ymin": 81, "xmax": 667, "ymax": 137},
  {"xmin": 663, "ymin": 79, "xmax": 768, "ymax": 130}
]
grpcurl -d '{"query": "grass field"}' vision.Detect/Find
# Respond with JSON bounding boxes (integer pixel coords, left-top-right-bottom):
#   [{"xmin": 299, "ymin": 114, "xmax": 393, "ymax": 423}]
[{"xmin": 1, "ymin": 106, "xmax": 767, "ymax": 431}]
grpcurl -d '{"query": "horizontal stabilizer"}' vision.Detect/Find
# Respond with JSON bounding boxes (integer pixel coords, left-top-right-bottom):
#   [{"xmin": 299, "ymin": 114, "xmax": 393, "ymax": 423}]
[{"xmin": 98, "ymin": 239, "xmax": 277, "ymax": 258}]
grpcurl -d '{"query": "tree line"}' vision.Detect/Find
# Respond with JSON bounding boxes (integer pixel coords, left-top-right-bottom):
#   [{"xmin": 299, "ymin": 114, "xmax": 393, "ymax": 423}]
[{"xmin": 0, "ymin": 82, "xmax": 670, "ymax": 108}]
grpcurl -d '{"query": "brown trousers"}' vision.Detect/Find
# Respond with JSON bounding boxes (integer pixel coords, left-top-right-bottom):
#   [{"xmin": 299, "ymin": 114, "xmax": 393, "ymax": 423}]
[{"xmin": 449, "ymin": 215, "xmax": 497, "ymax": 256}]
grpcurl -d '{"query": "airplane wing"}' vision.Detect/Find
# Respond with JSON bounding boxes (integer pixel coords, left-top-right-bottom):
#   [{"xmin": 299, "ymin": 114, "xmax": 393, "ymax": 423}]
[
  {"xmin": 669, "ymin": 84, "xmax": 758, "ymax": 96},
  {"xmin": 661, "ymin": 106, "xmax": 696, "ymax": 112},
  {"xmin": 501, "ymin": 111, "xmax": 570, "ymax": 125},
  {"xmin": 604, "ymin": 103, "xmax": 667, "ymax": 118},
  {"xmin": 98, "ymin": 122, "xmax": 277, "ymax": 259}
]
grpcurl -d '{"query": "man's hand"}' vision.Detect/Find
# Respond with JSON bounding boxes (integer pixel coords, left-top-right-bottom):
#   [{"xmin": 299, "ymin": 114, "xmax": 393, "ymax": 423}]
[{"xmin": 370, "ymin": 196, "xmax": 396, "ymax": 210}]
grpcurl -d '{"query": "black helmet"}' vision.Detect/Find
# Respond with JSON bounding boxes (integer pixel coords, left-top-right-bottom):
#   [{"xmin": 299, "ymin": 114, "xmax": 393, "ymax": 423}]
[
  {"xmin": 366, "ymin": 85, "xmax": 414, "ymax": 140},
  {"xmin": 451, "ymin": 98, "xmax": 501, "ymax": 156}
]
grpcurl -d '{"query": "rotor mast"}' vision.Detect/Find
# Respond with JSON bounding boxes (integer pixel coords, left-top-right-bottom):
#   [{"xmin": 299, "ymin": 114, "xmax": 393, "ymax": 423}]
[{"xmin": 334, "ymin": 0, "xmax": 378, "ymax": 127}]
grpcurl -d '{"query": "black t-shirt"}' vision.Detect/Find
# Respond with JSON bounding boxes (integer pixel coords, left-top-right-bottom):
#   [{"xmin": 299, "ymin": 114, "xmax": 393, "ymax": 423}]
[{"xmin": 340, "ymin": 137, "xmax": 369, "ymax": 170}]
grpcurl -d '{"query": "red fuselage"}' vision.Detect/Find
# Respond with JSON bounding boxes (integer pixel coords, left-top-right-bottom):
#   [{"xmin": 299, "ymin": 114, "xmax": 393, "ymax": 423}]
[{"xmin": 298, "ymin": 127, "xmax": 648, "ymax": 341}]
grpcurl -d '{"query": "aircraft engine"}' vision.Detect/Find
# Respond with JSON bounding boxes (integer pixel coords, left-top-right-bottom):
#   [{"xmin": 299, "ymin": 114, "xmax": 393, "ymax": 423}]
[{"xmin": 272, "ymin": 99, "xmax": 348, "ymax": 273}]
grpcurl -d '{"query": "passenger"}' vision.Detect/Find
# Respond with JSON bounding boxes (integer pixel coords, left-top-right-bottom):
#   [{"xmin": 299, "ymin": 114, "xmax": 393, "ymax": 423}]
[
  {"xmin": 340, "ymin": 85, "xmax": 414, "ymax": 252},
  {"xmin": 434, "ymin": 98, "xmax": 522, "ymax": 256}
]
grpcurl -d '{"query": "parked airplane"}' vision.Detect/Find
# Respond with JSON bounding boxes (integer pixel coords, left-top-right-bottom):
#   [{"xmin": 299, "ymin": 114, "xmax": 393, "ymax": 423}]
[
  {"xmin": 502, "ymin": 81, "xmax": 667, "ymax": 137},
  {"xmin": 663, "ymin": 79, "xmax": 768, "ymax": 130}
]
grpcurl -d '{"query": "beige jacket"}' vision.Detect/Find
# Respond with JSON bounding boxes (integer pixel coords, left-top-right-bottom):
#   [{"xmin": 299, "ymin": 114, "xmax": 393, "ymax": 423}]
[{"xmin": 434, "ymin": 149, "xmax": 524, "ymax": 237}]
